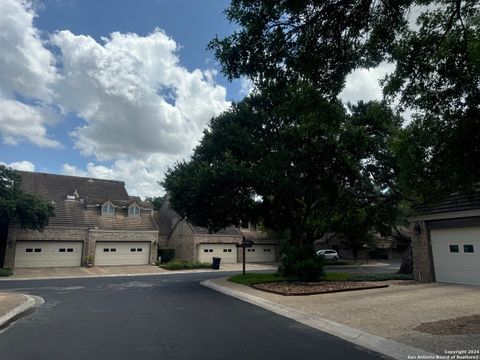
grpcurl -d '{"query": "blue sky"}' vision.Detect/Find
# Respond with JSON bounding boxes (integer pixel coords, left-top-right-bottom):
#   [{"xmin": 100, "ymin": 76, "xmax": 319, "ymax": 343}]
[{"xmin": 0, "ymin": 0, "xmax": 387, "ymax": 197}]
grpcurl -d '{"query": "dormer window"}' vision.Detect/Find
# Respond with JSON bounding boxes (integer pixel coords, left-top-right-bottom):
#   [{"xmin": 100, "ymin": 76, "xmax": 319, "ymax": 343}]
[
  {"xmin": 128, "ymin": 204, "xmax": 140, "ymax": 217},
  {"xmin": 102, "ymin": 202, "xmax": 115, "ymax": 216}
]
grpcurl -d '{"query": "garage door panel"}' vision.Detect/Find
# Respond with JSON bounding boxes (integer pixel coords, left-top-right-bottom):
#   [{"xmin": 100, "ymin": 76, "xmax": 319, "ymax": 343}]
[
  {"xmin": 198, "ymin": 244, "xmax": 237, "ymax": 263},
  {"xmin": 245, "ymin": 245, "xmax": 276, "ymax": 262},
  {"xmin": 15, "ymin": 241, "xmax": 83, "ymax": 267},
  {"xmin": 95, "ymin": 242, "xmax": 150, "ymax": 265},
  {"xmin": 431, "ymin": 228, "xmax": 480, "ymax": 286}
]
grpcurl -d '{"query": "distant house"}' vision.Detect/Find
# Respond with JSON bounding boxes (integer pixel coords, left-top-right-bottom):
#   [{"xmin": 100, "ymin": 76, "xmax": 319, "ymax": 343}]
[
  {"xmin": 409, "ymin": 193, "xmax": 480, "ymax": 286},
  {"xmin": 314, "ymin": 229, "xmax": 410, "ymax": 260},
  {"xmin": 3, "ymin": 171, "xmax": 158, "ymax": 268},
  {"xmin": 154, "ymin": 199, "xmax": 279, "ymax": 264},
  {"xmin": 1, "ymin": 171, "xmax": 278, "ymax": 268}
]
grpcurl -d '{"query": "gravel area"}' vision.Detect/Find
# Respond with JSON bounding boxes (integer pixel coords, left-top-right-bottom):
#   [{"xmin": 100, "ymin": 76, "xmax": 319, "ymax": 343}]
[
  {"xmin": 252, "ymin": 281, "xmax": 389, "ymax": 295},
  {"xmin": 415, "ymin": 314, "xmax": 480, "ymax": 335},
  {"xmin": 211, "ymin": 277, "xmax": 480, "ymax": 354}
]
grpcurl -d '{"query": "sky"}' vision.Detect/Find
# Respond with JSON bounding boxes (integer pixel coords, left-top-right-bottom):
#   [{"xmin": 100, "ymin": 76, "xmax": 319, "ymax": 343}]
[{"xmin": 0, "ymin": 0, "xmax": 392, "ymax": 198}]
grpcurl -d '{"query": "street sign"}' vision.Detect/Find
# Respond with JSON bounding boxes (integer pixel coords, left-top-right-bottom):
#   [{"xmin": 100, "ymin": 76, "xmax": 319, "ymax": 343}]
[{"xmin": 242, "ymin": 239, "xmax": 254, "ymax": 248}]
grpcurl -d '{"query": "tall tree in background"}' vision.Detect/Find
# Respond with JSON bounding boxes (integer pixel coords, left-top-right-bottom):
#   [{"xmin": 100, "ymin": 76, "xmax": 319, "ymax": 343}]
[
  {"xmin": 209, "ymin": 0, "xmax": 480, "ymax": 202},
  {"xmin": 0, "ymin": 165, "xmax": 55, "ymax": 267},
  {"xmin": 163, "ymin": 87, "xmax": 402, "ymax": 272}
]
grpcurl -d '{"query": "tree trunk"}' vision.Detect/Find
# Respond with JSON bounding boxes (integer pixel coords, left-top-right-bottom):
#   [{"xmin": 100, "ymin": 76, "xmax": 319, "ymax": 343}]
[{"xmin": 397, "ymin": 242, "xmax": 413, "ymax": 274}]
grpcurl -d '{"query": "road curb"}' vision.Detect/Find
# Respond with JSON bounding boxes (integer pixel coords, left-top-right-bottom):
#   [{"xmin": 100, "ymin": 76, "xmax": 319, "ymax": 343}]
[
  {"xmin": 0, "ymin": 294, "xmax": 44, "ymax": 328},
  {"xmin": 202, "ymin": 278, "xmax": 435, "ymax": 360}
]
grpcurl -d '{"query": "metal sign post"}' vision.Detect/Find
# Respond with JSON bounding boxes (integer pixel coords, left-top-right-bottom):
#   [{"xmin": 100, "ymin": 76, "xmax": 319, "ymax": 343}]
[{"xmin": 237, "ymin": 236, "xmax": 254, "ymax": 276}]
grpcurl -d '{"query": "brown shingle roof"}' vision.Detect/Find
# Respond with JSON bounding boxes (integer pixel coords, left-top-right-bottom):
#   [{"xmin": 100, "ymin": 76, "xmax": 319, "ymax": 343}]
[
  {"xmin": 17, "ymin": 171, "xmax": 157, "ymax": 231},
  {"xmin": 415, "ymin": 192, "xmax": 480, "ymax": 215}
]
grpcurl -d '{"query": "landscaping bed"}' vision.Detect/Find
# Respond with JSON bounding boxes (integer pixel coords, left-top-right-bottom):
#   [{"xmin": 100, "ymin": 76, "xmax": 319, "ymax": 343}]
[
  {"xmin": 252, "ymin": 281, "xmax": 389, "ymax": 296},
  {"xmin": 229, "ymin": 272, "xmax": 414, "ymax": 296}
]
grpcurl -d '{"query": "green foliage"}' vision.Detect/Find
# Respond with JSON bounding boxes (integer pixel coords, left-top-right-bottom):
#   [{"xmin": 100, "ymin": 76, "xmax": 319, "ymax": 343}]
[
  {"xmin": 160, "ymin": 259, "xmax": 212, "ymax": 270},
  {"xmin": 163, "ymin": 89, "xmax": 402, "ymax": 246},
  {"xmin": 278, "ymin": 245, "xmax": 324, "ymax": 282},
  {"xmin": 158, "ymin": 248, "xmax": 175, "ymax": 263},
  {"xmin": 144, "ymin": 196, "xmax": 164, "ymax": 211},
  {"xmin": 210, "ymin": 0, "xmax": 480, "ymax": 202},
  {"xmin": 229, "ymin": 273, "xmax": 290, "ymax": 286},
  {"xmin": 228, "ymin": 271, "xmax": 413, "ymax": 285},
  {"xmin": 0, "ymin": 268, "xmax": 13, "ymax": 277},
  {"xmin": 0, "ymin": 165, "xmax": 54, "ymax": 230},
  {"xmin": 322, "ymin": 272, "xmax": 350, "ymax": 281}
]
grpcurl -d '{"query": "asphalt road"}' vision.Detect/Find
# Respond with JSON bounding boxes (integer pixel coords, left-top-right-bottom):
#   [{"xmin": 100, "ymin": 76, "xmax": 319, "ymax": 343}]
[{"xmin": 0, "ymin": 272, "xmax": 386, "ymax": 360}]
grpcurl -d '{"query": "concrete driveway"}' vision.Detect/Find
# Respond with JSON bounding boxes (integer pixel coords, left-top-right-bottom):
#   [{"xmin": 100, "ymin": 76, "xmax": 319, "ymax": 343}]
[
  {"xmin": 210, "ymin": 278, "xmax": 480, "ymax": 355},
  {"xmin": 4, "ymin": 262, "xmax": 278, "ymax": 280}
]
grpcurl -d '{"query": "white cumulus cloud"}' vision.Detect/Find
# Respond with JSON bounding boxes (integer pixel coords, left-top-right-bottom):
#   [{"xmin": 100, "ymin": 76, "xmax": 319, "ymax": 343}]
[
  {"xmin": 51, "ymin": 29, "xmax": 230, "ymax": 161},
  {"xmin": 1, "ymin": 160, "xmax": 36, "ymax": 172},
  {"xmin": 62, "ymin": 155, "xmax": 176, "ymax": 198},
  {"xmin": 339, "ymin": 62, "xmax": 396, "ymax": 104},
  {"xmin": 0, "ymin": 0, "xmax": 59, "ymax": 148}
]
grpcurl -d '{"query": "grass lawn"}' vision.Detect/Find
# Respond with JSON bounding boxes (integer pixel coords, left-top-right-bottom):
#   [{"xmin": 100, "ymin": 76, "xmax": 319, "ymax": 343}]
[{"xmin": 228, "ymin": 271, "xmax": 413, "ymax": 285}]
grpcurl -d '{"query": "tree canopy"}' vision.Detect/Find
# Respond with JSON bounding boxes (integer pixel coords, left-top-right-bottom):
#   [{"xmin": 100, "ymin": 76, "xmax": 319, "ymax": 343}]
[
  {"xmin": 0, "ymin": 165, "xmax": 54, "ymax": 230},
  {"xmin": 163, "ymin": 87, "xmax": 402, "ymax": 246},
  {"xmin": 209, "ymin": 0, "xmax": 480, "ymax": 202}
]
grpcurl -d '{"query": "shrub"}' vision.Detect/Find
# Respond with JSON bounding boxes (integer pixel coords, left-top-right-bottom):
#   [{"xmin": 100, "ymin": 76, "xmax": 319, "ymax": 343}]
[
  {"xmin": 278, "ymin": 245, "xmax": 324, "ymax": 281},
  {"xmin": 0, "ymin": 268, "xmax": 13, "ymax": 277},
  {"xmin": 158, "ymin": 248, "xmax": 175, "ymax": 263},
  {"xmin": 160, "ymin": 259, "xmax": 211, "ymax": 270}
]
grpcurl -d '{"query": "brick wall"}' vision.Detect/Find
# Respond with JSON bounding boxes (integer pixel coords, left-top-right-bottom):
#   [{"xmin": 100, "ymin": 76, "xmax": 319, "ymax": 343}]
[
  {"xmin": 411, "ymin": 221, "xmax": 435, "ymax": 283},
  {"xmin": 4, "ymin": 226, "xmax": 89, "ymax": 268}
]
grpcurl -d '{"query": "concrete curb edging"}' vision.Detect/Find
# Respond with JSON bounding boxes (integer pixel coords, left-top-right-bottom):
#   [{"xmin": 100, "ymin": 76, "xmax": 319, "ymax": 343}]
[
  {"xmin": 0, "ymin": 294, "xmax": 44, "ymax": 328},
  {"xmin": 202, "ymin": 279, "xmax": 436, "ymax": 360}
]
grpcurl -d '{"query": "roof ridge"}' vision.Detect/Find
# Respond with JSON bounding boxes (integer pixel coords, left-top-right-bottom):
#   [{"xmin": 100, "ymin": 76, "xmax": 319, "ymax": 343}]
[{"xmin": 15, "ymin": 170, "xmax": 125, "ymax": 184}]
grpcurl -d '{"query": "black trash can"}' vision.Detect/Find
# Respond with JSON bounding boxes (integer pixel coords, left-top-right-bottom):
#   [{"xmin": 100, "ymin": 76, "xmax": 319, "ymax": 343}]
[{"xmin": 212, "ymin": 257, "xmax": 221, "ymax": 270}]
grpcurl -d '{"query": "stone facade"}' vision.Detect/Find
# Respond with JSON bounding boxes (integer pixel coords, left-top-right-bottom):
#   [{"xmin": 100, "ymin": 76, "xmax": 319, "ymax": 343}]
[
  {"xmin": 410, "ymin": 221, "xmax": 435, "ymax": 283},
  {"xmin": 4, "ymin": 226, "xmax": 158, "ymax": 267},
  {"xmin": 4, "ymin": 226, "xmax": 88, "ymax": 268}
]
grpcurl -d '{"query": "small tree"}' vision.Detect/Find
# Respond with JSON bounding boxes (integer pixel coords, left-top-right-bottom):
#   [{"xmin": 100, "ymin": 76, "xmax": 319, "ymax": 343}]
[{"xmin": 0, "ymin": 165, "xmax": 55, "ymax": 267}]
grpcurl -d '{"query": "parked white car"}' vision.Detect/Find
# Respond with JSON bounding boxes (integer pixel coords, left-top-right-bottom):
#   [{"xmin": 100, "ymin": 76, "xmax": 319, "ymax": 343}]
[{"xmin": 316, "ymin": 249, "xmax": 339, "ymax": 260}]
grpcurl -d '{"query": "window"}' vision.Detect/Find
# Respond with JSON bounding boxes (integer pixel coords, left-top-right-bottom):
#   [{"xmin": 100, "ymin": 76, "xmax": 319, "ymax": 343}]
[
  {"xmin": 204, "ymin": 249, "xmax": 208, "ymax": 253},
  {"xmin": 227, "ymin": 249, "xmax": 232, "ymax": 252},
  {"xmin": 67, "ymin": 248, "xmax": 73, "ymax": 252},
  {"xmin": 34, "ymin": 248, "xmax": 41, "ymax": 252},
  {"xmin": 449, "ymin": 245, "xmax": 459, "ymax": 253},
  {"xmin": 101, "ymin": 202, "xmax": 115, "ymax": 216},
  {"xmin": 131, "ymin": 248, "xmax": 136, "ymax": 252},
  {"xmin": 128, "ymin": 204, "xmax": 140, "ymax": 216},
  {"xmin": 110, "ymin": 248, "xmax": 116, "ymax": 252},
  {"xmin": 137, "ymin": 248, "xmax": 142, "ymax": 252},
  {"xmin": 209, "ymin": 249, "xmax": 213, "ymax": 252},
  {"xmin": 26, "ymin": 248, "xmax": 33, "ymax": 253},
  {"xmin": 103, "ymin": 248, "xmax": 110, "ymax": 252},
  {"xmin": 59, "ymin": 248, "xmax": 66, "ymax": 252},
  {"xmin": 464, "ymin": 245, "xmax": 474, "ymax": 253}
]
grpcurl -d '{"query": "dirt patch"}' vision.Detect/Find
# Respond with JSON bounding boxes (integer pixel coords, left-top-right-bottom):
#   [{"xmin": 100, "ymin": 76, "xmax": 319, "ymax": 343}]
[
  {"xmin": 415, "ymin": 314, "xmax": 480, "ymax": 335},
  {"xmin": 251, "ymin": 281, "xmax": 388, "ymax": 296}
]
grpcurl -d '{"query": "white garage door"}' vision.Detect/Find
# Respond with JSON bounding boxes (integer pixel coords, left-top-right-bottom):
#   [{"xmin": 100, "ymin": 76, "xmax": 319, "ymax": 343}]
[
  {"xmin": 198, "ymin": 244, "xmax": 237, "ymax": 264},
  {"xmin": 430, "ymin": 227, "xmax": 480, "ymax": 286},
  {"xmin": 245, "ymin": 244, "xmax": 276, "ymax": 262},
  {"xmin": 15, "ymin": 241, "xmax": 83, "ymax": 267},
  {"xmin": 95, "ymin": 242, "xmax": 150, "ymax": 266}
]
